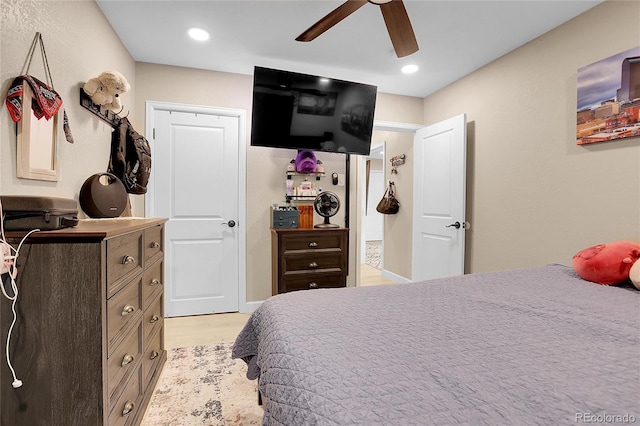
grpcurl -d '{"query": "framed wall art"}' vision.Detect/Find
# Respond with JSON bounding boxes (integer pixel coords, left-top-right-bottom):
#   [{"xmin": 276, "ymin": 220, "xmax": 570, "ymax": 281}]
[{"xmin": 576, "ymin": 46, "xmax": 640, "ymax": 145}]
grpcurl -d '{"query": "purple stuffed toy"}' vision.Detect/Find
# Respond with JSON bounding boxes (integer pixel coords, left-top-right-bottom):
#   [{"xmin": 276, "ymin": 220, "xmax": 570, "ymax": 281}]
[{"xmin": 295, "ymin": 150, "xmax": 317, "ymax": 174}]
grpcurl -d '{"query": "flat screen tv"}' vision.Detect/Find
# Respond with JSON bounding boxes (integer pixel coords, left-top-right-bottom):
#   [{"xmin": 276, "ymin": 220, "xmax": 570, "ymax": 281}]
[{"xmin": 250, "ymin": 66, "xmax": 377, "ymax": 155}]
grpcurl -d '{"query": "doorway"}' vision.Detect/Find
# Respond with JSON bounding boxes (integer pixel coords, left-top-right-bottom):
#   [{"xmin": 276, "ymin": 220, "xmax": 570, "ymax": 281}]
[{"xmin": 356, "ymin": 121, "xmax": 422, "ymax": 286}]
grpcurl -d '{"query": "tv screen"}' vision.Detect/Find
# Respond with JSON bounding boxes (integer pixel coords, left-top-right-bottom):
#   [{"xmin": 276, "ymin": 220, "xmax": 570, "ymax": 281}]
[{"xmin": 250, "ymin": 66, "xmax": 377, "ymax": 155}]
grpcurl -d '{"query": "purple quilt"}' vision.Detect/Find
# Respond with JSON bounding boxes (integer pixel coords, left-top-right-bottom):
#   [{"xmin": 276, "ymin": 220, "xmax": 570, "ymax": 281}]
[{"xmin": 232, "ymin": 264, "xmax": 640, "ymax": 425}]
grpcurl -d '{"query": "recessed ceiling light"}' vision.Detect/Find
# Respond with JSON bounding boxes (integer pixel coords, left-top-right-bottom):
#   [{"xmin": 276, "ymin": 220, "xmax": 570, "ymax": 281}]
[
  {"xmin": 188, "ymin": 27, "xmax": 210, "ymax": 41},
  {"xmin": 401, "ymin": 64, "xmax": 419, "ymax": 74}
]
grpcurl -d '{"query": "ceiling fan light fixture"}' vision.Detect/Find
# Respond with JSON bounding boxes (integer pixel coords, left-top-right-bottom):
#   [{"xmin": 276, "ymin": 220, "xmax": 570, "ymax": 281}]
[
  {"xmin": 188, "ymin": 27, "xmax": 210, "ymax": 42},
  {"xmin": 369, "ymin": 0, "xmax": 393, "ymax": 5},
  {"xmin": 401, "ymin": 64, "xmax": 419, "ymax": 74}
]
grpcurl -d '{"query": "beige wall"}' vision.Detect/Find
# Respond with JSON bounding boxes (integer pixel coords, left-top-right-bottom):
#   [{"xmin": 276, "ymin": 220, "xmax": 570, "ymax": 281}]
[
  {"xmin": 1, "ymin": 0, "xmax": 136, "ymax": 210},
  {"xmin": 423, "ymin": 0, "xmax": 640, "ymax": 273}
]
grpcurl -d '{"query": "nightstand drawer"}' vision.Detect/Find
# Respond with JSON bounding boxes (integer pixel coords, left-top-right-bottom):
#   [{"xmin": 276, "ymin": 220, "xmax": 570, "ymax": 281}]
[
  {"xmin": 283, "ymin": 251, "xmax": 343, "ymax": 272},
  {"xmin": 282, "ymin": 233, "xmax": 345, "ymax": 251},
  {"xmin": 108, "ymin": 322, "xmax": 142, "ymax": 404},
  {"xmin": 107, "ymin": 231, "xmax": 143, "ymax": 297},
  {"xmin": 280, "ymin": 271, "xmax": 346, "ymax": 292},
  {"xmin": 107, "ymin": 276, "xmax": 142, "ymax": 355}
]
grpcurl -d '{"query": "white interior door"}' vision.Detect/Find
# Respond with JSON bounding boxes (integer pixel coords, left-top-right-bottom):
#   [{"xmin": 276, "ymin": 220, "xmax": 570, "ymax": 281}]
[
  {"xmin": 152, "ymin": 108, "xmax": 241, "ymax": 317},
  {"xmin": 412, "ymin": 114, "xmax": 467, "ymax": 281}
]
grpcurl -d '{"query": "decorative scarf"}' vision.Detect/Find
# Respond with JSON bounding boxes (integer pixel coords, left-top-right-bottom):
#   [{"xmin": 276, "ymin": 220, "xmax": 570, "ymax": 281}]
[{"xmin": 5, "ymin": 75, "xmax": 63, "ymax": 123}]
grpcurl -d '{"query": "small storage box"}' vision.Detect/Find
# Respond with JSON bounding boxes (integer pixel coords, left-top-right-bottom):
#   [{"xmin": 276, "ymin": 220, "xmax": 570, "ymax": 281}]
[
  {"xmin": 1, "ymin": 195, "xmax": 79, "ymax": 231},
  {"xmin": 271, "ymin": 206, "xmax": 298, "ymax": 229}
]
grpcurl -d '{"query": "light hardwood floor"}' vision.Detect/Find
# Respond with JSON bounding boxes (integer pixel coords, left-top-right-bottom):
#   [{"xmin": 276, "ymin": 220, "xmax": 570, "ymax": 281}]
[{"xmin": 164, "ymin": 264, "xmax": 395, "ymax": 348}]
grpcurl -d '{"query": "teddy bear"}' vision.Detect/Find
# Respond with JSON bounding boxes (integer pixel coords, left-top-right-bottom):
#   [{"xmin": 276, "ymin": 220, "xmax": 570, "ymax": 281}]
[
  {"xmin": 82, "ymin": 70, "xmax": 130, "ymax": 112},
  {"xmin": 572, "ymin": 240, "xmax": 640, "ymax": 286}
]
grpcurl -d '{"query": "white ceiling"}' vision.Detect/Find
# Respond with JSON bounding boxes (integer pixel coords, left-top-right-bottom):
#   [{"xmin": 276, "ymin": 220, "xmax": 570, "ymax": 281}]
[{"xmin": 96, "ymin": 0, "xmax": 603, "ymax": 98}]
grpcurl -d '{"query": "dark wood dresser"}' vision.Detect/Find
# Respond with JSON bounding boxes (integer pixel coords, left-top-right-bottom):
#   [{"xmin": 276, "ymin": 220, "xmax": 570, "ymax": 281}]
[
  {"xmin": 271, "ymin": 228, "xmax": 348, "ymax": 295},
  {"xmin": 0, "ymin": 218, "xmax": 166, "ymax": 426}
]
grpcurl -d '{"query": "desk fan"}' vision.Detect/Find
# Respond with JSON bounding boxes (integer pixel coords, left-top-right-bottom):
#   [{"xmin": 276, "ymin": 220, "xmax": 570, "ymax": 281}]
[{"xmin": 314, "ymin": 192, "xmax": 340, "ymax": 228}]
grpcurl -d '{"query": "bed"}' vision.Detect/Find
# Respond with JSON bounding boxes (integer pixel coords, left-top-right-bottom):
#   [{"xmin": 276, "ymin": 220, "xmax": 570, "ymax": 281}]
[{"xmin": 232, "ymin": 264, "xmax": 640, "ymax": 425}]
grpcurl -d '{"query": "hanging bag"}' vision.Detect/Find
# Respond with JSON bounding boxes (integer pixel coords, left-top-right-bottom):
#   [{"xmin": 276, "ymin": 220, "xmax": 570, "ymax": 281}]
[
  {"xmin": 108, "ymin": 117, "xmax": 152, "ymax": 194},
  {"xmin": 376, "ymin": 181, "xmax": 400, "ymax": 215}
]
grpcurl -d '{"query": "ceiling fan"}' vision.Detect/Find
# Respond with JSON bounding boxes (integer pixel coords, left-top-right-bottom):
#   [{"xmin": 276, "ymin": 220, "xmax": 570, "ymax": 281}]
[{"xmin": 296, "ymin": 0, "xmax": 419, "ymax": 58}]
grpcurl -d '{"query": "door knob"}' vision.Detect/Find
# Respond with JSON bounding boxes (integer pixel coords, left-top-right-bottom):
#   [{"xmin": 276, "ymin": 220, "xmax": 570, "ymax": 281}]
[
  {"xmin": 446, "ymin": 221, "xmax": 461, "ymax": 229},
  {"xmin": 221, "ymin": 220, "xmax": 236, "ymax": 228}
]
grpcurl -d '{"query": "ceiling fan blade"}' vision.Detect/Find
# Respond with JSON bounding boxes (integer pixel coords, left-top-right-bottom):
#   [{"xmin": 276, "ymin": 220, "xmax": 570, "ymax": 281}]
[
  {"xmin": 380, "ymin": 0, "xmax": 419, "ymax": 58},
  {"xmin": 296, "ymin": 0, "xmax": 368, "ymax": 42}
]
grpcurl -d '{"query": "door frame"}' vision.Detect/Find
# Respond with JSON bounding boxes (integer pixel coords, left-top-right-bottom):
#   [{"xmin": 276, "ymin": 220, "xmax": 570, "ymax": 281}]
[
  {"xmin": 355, "ymin": 120, "xmax": 422, "ymax": 285},
  {"xmin": 144, "ymin": 101, "xmax": 248, "ymax": 312},
  {"xmin": 359, "ymin": 142, "xmax": 385, "ymax": 267}
]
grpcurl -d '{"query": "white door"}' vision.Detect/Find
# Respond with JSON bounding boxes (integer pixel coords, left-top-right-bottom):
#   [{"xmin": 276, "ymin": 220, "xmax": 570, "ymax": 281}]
[
  {"xmin": 412, "ymin": 114, "xmax": 467, "ymax": 281},
  {"xmin": 152, "ymin": 108, "xmax": 241, "ymax": 317},
  {"xmin": 365, "ymin": 169, "xmax": 384, "ymax": 241}
]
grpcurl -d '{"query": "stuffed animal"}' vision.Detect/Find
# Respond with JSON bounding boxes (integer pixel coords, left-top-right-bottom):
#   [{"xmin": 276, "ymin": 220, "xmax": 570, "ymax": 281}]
[
  {"xmin": 82, "ymin": 70, "xmax": 130, "ymax": 112},
  {"xmin": 572, "ymin": 240, "xmax": 640, "ymax": 285},
  {"xmin": 295, "ymin": 150, "xmax": 317, "ymax": 174}
]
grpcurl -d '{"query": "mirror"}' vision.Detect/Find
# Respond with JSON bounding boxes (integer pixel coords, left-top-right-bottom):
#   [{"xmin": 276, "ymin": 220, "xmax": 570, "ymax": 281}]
[{"xmin": 16, "ymin": 82, "xmax": 59, "ymax": 181}]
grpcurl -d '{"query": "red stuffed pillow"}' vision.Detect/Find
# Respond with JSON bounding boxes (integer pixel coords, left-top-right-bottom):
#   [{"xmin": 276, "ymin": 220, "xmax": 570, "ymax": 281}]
[{"xmin": 572, "ymin": 241, "xmax": 640, "ymax": 285}]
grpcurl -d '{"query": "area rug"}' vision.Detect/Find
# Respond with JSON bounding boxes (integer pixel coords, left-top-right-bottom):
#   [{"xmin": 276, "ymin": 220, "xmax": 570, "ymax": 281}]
[
  {"xmin": 366, "ymin": 240, "xmax": 382, "ymax": 270},
  {"xmin": 141, "ymin": 343, "xmax": 263, "ymax": 426}
]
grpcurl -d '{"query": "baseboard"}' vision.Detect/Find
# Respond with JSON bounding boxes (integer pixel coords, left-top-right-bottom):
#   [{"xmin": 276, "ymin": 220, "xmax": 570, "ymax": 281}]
[
  {"xmin": 240, "ymin": 300, "xmax": 262, "ymax": 314},
  {"xmin": 381, "ymin": 268, "xmax": 411, "ymax": 284}
]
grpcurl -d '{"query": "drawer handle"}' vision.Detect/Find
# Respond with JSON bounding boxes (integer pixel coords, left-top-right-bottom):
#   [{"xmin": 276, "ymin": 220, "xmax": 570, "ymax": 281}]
[
  {"xmin": 150, "ymin": 278, "xmax": 161, "ymax": 286},
  {"xmin": 308, "ymin": 262, "xmax": 318, "ymax": 269},
  {"xmin": 150, "ymin": 314, "xmax": 159, "ymax": 323},
  {"xmin": 121, "ymin": 353, "xmax": 135, "ymax": 367},
  {"xmin": 150, "ymin": 350, "xmax": 159, "ymax": 360},
  {"xmin": 121, "ymin": 305, "xmax": 135, "ymax": 316},
  {"xmin": 150, "ymin": 241, "xmax": 160, "ymax": 248},
  {"xmin": 308, "ymin": 282, "xmax": 319, "ymax": 289},
  {"xmin": 308, "ymin": 241, "xmax": 318, "ymax": 248},
  {"xmin": 122, "ymin": 255, "xmax": 136, "ymax": 265},
  {"xmin": 122, "ymin": 401, "xmax": 135, "ymax": 416}
]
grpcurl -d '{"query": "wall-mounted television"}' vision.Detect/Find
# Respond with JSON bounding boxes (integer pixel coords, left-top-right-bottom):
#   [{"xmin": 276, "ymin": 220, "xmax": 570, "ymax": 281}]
[{"xmin": 250, "ymin": 66, "xmax": 377, "ymax": 156}]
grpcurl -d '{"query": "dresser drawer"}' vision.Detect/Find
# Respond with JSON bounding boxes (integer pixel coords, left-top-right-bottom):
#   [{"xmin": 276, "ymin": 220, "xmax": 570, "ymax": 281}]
[
  {"xmin": 143, "ymin": 326, "xmax": 163, "ymax": 385},
  {"xmin": 281, "ymin": 232, "xmax": 345, "ymax": 251},
  {"xmin": 143, "ymin": 293, "xmax": 163, "ymax": 349},
  {"xmin": 108, "ymin": 322, "xmax": 142, "ymax": 404},
  {"xmin": 108, "ymin": 364, "xmax": 143, "ymax": 426},
  {"xmin": 142, "ymin": 260, "xmax": 163, "ymax": 309},
  {"xmin": 107, "ymin": 231, "xmax": 143, "ymax": 297},
  {"xmin": 283, "ymin": 251, "xmax": 344, "ymax": 272},
  {"xmin": 107, "ymin": 277, "xmax": 142, "ymax": 355},
  {"xmin": 280, "ymin": 271, "xmax": 346, "ymax": 292},
  {"xmin": 144, "ymin": 225, "xmax": 164, "ymax": 264}
]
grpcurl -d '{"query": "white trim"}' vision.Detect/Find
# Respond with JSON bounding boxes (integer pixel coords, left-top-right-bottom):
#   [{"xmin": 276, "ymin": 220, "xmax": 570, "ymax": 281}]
[
  {"xmin": 144, "ymin": 101, "xmax": 249, "ymax": 314},
  {"xmin": 374, "ymin": 120, "xmax": 423, "ymax": 133}
]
